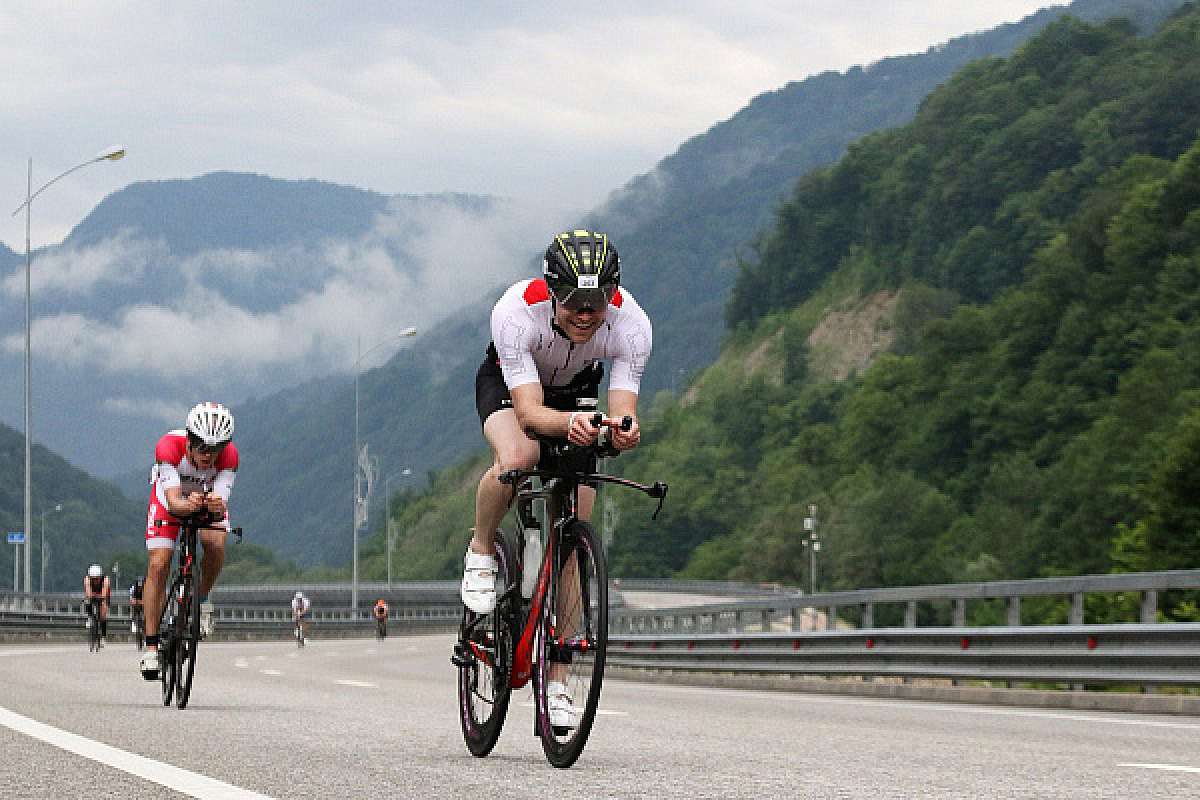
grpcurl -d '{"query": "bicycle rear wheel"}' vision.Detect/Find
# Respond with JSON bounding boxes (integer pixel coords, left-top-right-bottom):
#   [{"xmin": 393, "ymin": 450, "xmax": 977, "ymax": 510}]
[
  {"xmin": 89, "ymin": 608, "xmax": 101, "ymax": 652},
  {"xmin": 174, "ymin": 565, "xmax": 201, "ymax": 709},
  {"xmin": 160, "ymin": 582, "xmax": 180, "ymax": 706},
  {"xmin": 456, "ymin": 530, "xmax": 517, "ymax": 758},
  {"xmin": 537, "ymin": 520, "xmax": 608, "ymax": 768}
]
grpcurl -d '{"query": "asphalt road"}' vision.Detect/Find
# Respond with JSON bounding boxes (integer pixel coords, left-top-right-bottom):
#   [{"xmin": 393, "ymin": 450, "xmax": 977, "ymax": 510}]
[{"xmin": 3, "ymin": 634, "xmax": 1199, "ymax": 798}]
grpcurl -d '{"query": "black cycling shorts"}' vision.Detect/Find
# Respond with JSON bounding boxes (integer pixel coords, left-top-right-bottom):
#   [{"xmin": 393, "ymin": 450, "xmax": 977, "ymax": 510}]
[{"xmin": 475, "ymin": 342, "xmax": 604, "ymax": 427}]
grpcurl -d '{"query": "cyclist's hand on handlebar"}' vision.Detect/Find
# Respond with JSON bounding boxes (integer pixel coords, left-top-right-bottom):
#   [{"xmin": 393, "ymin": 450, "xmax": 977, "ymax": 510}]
[
  {"xmin": 609, "ymin": 415, "xmax": 641, "ymax": 451},
  {"xmin": 202, "ymin": 492, "xmax": 227, "ymax": 519},
  {"xmin": 566, "ymin": 410, "xmax": 601, "ymax": 447}
]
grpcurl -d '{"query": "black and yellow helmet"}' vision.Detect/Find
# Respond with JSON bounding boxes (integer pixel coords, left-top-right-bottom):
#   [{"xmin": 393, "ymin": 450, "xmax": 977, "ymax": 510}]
[{"xmin": 543, "ymin": 229, "xmax": 620, "ymax": 312}]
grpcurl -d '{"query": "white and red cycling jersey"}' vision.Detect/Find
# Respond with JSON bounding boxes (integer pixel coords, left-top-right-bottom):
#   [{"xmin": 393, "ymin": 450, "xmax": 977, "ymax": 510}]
[
  {"xmin": 145, "ymin": 429, "xmax": 239, "ymax": 549},
  {"xmin": 491, "ymin": 279, "xmax": 652, "ymax": 393}
]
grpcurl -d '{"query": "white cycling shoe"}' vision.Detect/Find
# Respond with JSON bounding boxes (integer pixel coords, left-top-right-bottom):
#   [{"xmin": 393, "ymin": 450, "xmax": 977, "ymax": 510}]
[
  {"xmin": 547, "ymin": 681, "xmax": 578, "ymax": 729},
  {"xmin": 461, "ymin": 549, "xmax": 498, "ymax": 614},
  {"xmin": 200, "ymin": 602, "xmax": 215, "ymax": 639},
  {"xmin": 139, "ymin": 649, "xmax": 161, "ymax": 680}
]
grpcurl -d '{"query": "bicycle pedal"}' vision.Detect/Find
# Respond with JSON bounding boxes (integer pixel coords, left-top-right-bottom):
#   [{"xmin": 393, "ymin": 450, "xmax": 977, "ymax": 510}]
[{"xmin": 450, "ymin": 643, "xmax": 474, "ymax": 668}]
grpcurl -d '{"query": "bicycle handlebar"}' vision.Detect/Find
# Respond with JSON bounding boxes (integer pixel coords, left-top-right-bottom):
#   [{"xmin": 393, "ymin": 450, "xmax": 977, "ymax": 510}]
[
  {"xmin": 498, "ymin": 410, "xmax": 668, "ymax": 519},
  {"xmin": 153, "ymin": 512, "xmax": 244, "ymax": 542}
]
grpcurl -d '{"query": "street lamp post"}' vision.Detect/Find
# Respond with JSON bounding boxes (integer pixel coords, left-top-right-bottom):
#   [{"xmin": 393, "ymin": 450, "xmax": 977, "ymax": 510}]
[
  {"xmin": 803, "ymin": 504, "xmax": 820, "ymax": 595},
  {"xmin": 12, "ymin": 146, "xmax": 125, "ymax": 604},
  {"xmin": 385, "ymin": 468, "xmax": 412, "ymax": 588},
  {"xmin": 352, "ymin": 326, "xmax": 417, "ymax": 611},
  {"xmin": 40, "ymin": 503, "xmax": 62, "ymax": 593}
]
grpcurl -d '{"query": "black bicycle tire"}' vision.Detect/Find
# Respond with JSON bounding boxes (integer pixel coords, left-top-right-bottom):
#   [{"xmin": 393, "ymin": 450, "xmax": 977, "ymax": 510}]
[
  {"xmin": 175, "ymin": 559, "xmax": 201, "ymax": 709},
  {"xmin": 457, "ymin": 529, "xmax": 517, "ymax": 758},
  {"xmin": 537, "ymin": 519, "xmax": 608, "ymax": 768},
  {"xmin": 89, "ymin": 603, "xmax": 101, "ymax": 652},
  {"xmin": 160, "ymin": 580, "xmax": 180, "ymax": 706}
]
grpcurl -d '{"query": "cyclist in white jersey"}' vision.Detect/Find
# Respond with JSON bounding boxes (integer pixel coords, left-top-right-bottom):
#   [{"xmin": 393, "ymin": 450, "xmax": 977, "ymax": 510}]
[{"xmin": 464, "ymin": 229, "xmax": 652, "ymax": 617}]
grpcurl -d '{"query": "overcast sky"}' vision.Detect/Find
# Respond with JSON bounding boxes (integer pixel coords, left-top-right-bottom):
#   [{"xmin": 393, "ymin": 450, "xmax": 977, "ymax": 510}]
[{"xmin": 1, "ymin": 1, "xmax": 1060, "ymax": 253}]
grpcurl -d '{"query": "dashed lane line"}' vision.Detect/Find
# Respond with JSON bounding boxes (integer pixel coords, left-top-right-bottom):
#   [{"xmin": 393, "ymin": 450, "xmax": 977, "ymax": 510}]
[
  {"xmin": 0, "ymin": 705, "xmax": 274, "ymax": 799},
  {"xmin": 334, "ymin": 679, "xmax": 377, "ymax": 688},
  {"xmin": 1120, "ymin": 763, "xmax": 1200, "ymax": 774}
]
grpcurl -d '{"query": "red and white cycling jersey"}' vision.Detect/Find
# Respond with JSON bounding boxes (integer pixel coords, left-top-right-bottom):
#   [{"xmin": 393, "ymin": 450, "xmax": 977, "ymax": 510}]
[
  {"xmin": 145, "ymin": 429, "xmax": 239, "ymax": 549},
  {"xmin": 491, "ymin": 279, "xmax": 652, "ymax": 393}
]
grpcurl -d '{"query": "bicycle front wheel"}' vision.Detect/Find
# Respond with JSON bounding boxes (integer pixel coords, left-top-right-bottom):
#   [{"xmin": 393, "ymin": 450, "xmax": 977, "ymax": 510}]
[
  {"xmin": 160, "ymin": 586, "xmax": 180, "ymax": 706},
  {"xmin": 537, "ymin": 519, "xmax": 608, "ymax": 768},
  {"xmin": 456, "ymin": 530, "xmax": 517, "ymax": 758},
  {"xmin": 174, "ymin": 566, "xmax": 201, "ymax": 709}
]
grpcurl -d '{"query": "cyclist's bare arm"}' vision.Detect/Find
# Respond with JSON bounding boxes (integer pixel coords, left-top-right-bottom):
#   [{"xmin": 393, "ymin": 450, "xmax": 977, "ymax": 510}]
[
  {"xmin": 506, "ymin": 381, "xmax": 585, "ymax": 438},
  {"xmin": 164, "ymin": 486, "xmax": 226, "ymax": 522},
  {"xmin": 511, "ymin": 383, "xmax": 612, "ymax": 448},
  {"xmin": 606, "ymin": 388, "xmax": 641, "ymax": 450}
]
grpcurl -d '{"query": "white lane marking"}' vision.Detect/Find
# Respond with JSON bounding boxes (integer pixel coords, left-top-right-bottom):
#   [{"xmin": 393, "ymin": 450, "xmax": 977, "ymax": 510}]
[
  {"xmin": 519, "ymin": 701, "xmax": 627, "ymax": 717},
  {"xmin": 0, "ymin": 647, "xmax": 79, "ymax": 658},
  {"xmin": 0, "ymin": 705, "xmax": 274, "ymax": 799},
  {"xmin": 234, "ymin": 659, "xmax": 249, "ymax": 668},
  {"xmin": 1121, "ymin": 763, "xmax": 1200, "ymax": 774},
  {"xmin": 613, "ymin": 682, "xmax": 1200, "ymax": 731},
  {"xmin": 260, "ymin": 669, "xmax": 283, "ymax": 676},
  {"xmin": 335, "ymin": 679, "xmax": 377, "ymax": 688}
]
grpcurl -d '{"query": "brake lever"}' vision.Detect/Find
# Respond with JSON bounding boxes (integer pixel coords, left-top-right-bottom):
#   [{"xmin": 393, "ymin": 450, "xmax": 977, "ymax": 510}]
[{"xmin": 649, "ymin": 481, "xmax": 668, "ymax": 520}]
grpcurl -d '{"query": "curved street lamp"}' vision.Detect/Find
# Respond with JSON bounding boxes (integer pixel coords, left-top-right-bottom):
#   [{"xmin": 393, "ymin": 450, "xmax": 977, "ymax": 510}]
[
  {"xmin": 11, "ymin": 146, "xmax": 125, "ymax": 599},
  {"xmin": 352, "ymin": 326, "xmax": 417, "ymax": 610}
]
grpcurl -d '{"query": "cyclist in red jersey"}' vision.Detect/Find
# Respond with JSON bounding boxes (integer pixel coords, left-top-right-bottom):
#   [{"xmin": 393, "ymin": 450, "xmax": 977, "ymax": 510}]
[{"xmin": 139, "ymin": 402, "xmax": 238, "ymax": 679}]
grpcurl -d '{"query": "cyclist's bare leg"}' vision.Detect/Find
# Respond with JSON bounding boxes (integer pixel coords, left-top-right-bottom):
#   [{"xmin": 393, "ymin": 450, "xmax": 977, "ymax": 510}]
[
  {"xmin": 472, "ymin": 408, "xmax": 539, "ymax": 555},
  {"xmin": 198, "ymin": 527, "xmax": 228, "ymax": 598},
  {"xmin": 143, "ymin": 548, "xmax": 173, "ymax": 645}
]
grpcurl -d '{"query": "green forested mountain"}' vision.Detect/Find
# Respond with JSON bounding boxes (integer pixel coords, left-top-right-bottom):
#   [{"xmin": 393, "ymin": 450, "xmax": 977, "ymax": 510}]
[
  {"xmin": 592, "ymin": 0, "xmax": 1188, "ymax": 392},
  {"xmin": 0, "ymin": 423, "xmax": 143, "ymax": 592},
  {"xmin": 362, "ymin": 5, "xmax": 1200, "ymax": 614},
  {"xmin": 612, "ymin": 6, "xmax": 1200, "ymax": 595}
]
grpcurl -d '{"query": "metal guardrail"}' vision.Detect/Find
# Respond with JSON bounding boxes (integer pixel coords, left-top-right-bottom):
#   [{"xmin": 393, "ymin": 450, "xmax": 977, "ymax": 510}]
[
  {"xmin": 6, "ymin": 571, "xmax": 1200, "ymax": 692},
  {"xmin": 609, "ymin": 624, "xmax": 1200, "ymax": 688},
  {"xmin": 606, "ymin": 569, "xmax": 1200, "ymax": 691},
  {"xmin": 0, "ymin": 586, "xmax": 460, "ymax": 641}
]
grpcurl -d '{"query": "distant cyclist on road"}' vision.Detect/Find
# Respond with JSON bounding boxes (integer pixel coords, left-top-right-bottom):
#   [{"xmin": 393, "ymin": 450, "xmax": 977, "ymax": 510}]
[
  {"xmin": 465, "ymin": 229, "xmax": 651, "ymax": 728},
  {"xmin": 373, "ymin": 598, "xmax": 389, "ymax": 639},
  {"xmin": 83, "ymin": 564, "xmax": 111, "ymax": 646},
  {"xmin": 140, "ymin": 402, "xmax": 239, "ymax": 680},
  {"xmin": 292, "ymin": 592, "xmax": 311, "ymax": 643}
]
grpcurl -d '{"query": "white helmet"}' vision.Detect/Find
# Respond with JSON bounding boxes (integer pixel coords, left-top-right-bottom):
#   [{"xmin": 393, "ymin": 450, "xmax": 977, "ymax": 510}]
[
  {"xmin": 294, "ymin": 591, "xmax": 304, "ymax": 599},
  {"xmin": 87, "ymin": 564, "xmax": 103, "ymax": 578},
  {"xmin": 186, "ymin": 402, "xmax": 235, "ymax": 449}
]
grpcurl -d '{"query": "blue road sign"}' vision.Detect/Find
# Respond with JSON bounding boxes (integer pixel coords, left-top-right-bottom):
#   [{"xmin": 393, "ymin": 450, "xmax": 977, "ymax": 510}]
[{"xmin": 7, "ymin": 532, "xmax": 25, "ymax": 544}]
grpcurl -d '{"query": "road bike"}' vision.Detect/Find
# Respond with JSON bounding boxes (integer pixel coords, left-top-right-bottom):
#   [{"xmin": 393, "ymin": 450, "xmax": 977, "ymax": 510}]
[
  {"xmin": 294, "ymin": 616, "xmax": 306, "ymax": 648},
  {"xmin": 452, "ymin": 411, "xmax": 667, "ymax": 768},
  {"xmin": 376, "ymin": 614, "xmax": 388, "ymax": 640},
  {"xmin": 156, "ymin": 510, "xmax": 241, "ymax": 709},
  {"xmin": 85, "ymin": 599, "xmax": 103, "ymax": 652}
]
